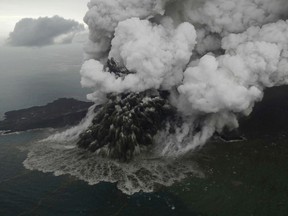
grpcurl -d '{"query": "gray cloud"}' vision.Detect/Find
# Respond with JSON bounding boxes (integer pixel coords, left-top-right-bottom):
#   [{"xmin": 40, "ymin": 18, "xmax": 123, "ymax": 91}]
[{"xmin": 7, "ymin": 15, "xmax": 85, "ymax": 46}]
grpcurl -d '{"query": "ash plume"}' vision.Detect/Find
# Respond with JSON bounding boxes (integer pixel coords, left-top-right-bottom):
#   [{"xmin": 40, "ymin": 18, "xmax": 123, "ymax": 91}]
[{"xmin": 80, "ymin": 0, "xmax": 288, "ymax": 156}]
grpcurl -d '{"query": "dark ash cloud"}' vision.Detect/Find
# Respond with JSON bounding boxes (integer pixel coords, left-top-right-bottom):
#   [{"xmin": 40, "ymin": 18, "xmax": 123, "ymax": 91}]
[{"xmin": 7, "ymin": 15, "xmax": 85, "ymax": 46}]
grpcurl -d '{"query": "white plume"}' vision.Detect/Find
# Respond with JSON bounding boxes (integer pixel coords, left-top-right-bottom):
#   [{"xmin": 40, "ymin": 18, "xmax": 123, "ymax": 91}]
[
  {"xmin": 168, "ymin": 0, "xmax": 288, "ymax": 34},
  {"xmin": 81, "ymin": 17, "xmax": 196, "ymax": 102},
  {"xmin": 83, "ymin": 0, "xmax": 168, "ymax": 59},
  {"xmin": 80, "ymin": 0, "xmax": 288, "ymax": 154}
]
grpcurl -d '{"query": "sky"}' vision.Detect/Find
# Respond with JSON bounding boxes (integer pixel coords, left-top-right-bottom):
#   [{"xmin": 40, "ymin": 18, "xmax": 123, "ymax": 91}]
[
  {"xmin": 0, "ymin": 0, "xmax": 89, "ymax": 42},
  {"xmin": 0, "ymin": 0, "xmax": 91, "ymax": 114}
]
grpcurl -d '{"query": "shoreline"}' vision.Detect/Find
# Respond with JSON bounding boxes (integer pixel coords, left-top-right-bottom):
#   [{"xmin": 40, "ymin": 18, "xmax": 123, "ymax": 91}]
[{"xmin": 0, "ymin": 98, "xmax": 93, "ymax": 134}]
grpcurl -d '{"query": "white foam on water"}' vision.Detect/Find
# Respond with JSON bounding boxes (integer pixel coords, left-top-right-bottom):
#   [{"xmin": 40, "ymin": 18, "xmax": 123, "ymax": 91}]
[
  {"xmin": 42, "ymin": 105, "xmax": 96, "ymax": 143},
  {"xmin": 24, "ymin": 137, "xmax": 203, "ymax": 195},
  {"xmin": 22, "ymin": 97, "xmax": 204, "ymax": 195}
]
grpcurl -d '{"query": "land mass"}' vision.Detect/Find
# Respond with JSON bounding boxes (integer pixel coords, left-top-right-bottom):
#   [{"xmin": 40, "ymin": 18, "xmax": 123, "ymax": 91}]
[
  {"xmin": 1, "ymin": 85, "xmax": 288, "ymax": 139},
  {"xmin": 0, "ymin": 98, "xmax": 93, "ymax": 134}
]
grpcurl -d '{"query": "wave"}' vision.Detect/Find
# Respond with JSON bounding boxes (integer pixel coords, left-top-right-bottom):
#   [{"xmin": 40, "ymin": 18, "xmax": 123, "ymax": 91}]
[{"xmin": 24, "ymin": 135, "xmax": 203, "ymax": 195}]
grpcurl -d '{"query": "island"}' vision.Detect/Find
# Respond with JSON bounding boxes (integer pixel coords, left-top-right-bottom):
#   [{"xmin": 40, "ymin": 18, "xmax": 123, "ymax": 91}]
[{"xmin": 0, "ymin": 98, "xmax": 93, "ymax": 134}]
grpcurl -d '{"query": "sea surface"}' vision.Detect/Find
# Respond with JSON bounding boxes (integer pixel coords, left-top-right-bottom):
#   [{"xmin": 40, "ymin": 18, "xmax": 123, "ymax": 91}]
[
  {"xmin": 0, "ymin": 131, "xmax": 199, "ymax": 216},
  {"xmin": 0, "ymin": 44, "xmax": 89, "ymax": 118},
  {"xmin": 0, "ymin": 44, "xmax": 288, "ymax": 216}
]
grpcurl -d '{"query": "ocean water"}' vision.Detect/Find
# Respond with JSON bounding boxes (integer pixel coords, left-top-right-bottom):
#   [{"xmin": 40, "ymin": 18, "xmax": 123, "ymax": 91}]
[
  {"xmin": 0, "ymin": 131, "xmax": 199, "ymax": 216},
  {"xmin": 0, "ymin": 44, "xmax": 89, "ymax": 118},
  {"xmin": 0, "ymin": 45, "xmax": 199, "ymax": 215},
  {"xmin": 1, "ymin": 44, "xmax": 288, "ymax": 215}
]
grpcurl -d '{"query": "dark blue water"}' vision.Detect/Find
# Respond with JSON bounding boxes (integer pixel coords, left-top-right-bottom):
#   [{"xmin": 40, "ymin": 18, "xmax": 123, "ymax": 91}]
[
  {"xmin": 1, "ymin": 44, "xmax": 288, "ymax": 216},
  {"xmin": 0, "ymin": 45, "xmax": 89, "ymax": 118},
  {"xmin": 0, "ymin": 132, "xmax": 198, "ymax": 216},
  {"xmin": 0, "ymin": 45, "xmax": 198, "ymax": 215}
]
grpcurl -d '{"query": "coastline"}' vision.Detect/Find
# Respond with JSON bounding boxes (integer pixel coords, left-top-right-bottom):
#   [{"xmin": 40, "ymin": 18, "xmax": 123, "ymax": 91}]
[{"xmin": 0, "ymin": 98, "xmax": 93, "ymax": 134}]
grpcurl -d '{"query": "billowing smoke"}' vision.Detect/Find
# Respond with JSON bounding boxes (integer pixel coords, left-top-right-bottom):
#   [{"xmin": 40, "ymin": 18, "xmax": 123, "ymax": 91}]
[
  {"xmin": 80, "ymin": 0, "xmax": 288, "ymax": 156},
  {"xmin": 7, "ymin": 16, "xmax": 85, "ymax": 46}
]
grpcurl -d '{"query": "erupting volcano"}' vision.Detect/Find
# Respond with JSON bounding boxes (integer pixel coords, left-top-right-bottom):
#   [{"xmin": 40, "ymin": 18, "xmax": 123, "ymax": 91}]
[
  {"xmin": 24, "ymin": 0, "xmax": 288, "ymax": 194},
  {"xmin": 77, "ymin": 0, "xmax": 288, "ymax": 160}
]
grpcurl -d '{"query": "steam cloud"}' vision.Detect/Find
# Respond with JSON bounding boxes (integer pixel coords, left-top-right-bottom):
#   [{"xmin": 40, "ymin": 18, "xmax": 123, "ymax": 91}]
[
  {"xmin": 80, "ymin": 0, "xmax": 288, "ymax": 155},
  {"xmin": 8, "ymin": 16, "xmax": 85, "ymax": 46}
]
